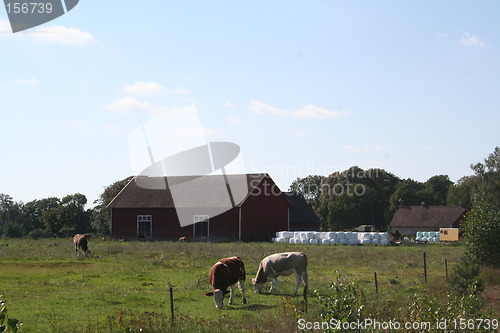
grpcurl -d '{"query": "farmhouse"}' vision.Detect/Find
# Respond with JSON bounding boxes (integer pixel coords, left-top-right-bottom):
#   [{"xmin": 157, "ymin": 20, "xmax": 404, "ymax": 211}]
[
  {"xmin": 108, "ymin": 173, "xmax": 319, "ymax": 242},
  {"xmin": 389, "ymin": 205, "xmax": 467, "ymax": 236}
]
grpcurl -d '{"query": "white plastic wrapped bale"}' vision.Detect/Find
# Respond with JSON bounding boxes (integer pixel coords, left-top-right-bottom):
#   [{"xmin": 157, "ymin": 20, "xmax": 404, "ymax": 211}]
[
  {"xmin": 361, "ymin": 239, "xmax": 372, "ymax": 245},
  {"xmin": 348, "ymin": 238, "xmax": 359, "ymax": 245},
  {"xmin": 338, "ymin": 238, "xmax": 347, "ymax": 245},
  {"xmin": 306, "ymin": 232, "xmax": 315, "ymax": 240},
  {"xmin": 313, "ymin": 232, "xmax": 322, "ymax": 240},
  {"xmin": 300, "ymin": 239, "xmax": 309, "ymax": 244},
  {"xmin": 380, "ymin": 232, "xmax": 389, "ymax": 240},
  {"xmin": 326, "ymin": 232, "xmax": 337, "ymax": 240},
  {"xmin": 330, "ymin": 238, "xmax": 338, "ymax": 245},
  {"xmin": 294, "ymin": 232, "xmax": 300, "ymax": 239},
  {"xmin": 275, "ymin": 231, "xmax": 282, "ymax": 238},
  {"xmin": 271, "ymin": 237, "xmax": 277, "ymax": 243},
  {"xmin": 321, "ymin": 239, "xmax": 331, "ymax": 245},
  {"xmin": 380, "ymin": 239, "xmax": 389, "ymax": 246},
  {"xmin": 371, "ymin": 238, "xmax": 380, "ymax": 245},
  {"xmin": 309, "ymin": 239, "xmax": 318, "ymax": 245},
  {"xmin": 345, "ymin": 231, "xmax": 353, "ymax": 239},
  {"xmin": 416, "ymin": 231, "xmax": 423, "ymax": 238},
  {"xmin": 276, "ymin": 237, "xmax": 287, "ymax": 243},
  {"xmin": 360, "ymin": 232, "xmax": 371, "ymax": 241},
  {"xmin": 336, "ymin": 232, "xmax": 345, "ymax": 239},
  {"xmin": 371, "ymin": 232, "xmax": 380, "ymax": 239}
]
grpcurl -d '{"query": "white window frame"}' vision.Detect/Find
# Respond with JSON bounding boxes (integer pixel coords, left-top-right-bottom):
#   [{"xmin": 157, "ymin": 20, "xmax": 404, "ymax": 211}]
[
  {"xmin": 193, "ymin": 215, "xmax": 209, "ymax": 241},
  {"xmin": 137, "ymin": 215, "xmax": 152, "ymax": 240}
]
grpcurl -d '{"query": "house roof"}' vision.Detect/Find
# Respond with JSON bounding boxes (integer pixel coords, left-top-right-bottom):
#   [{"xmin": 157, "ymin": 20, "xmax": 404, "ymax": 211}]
[
  {"xmin": 107, "ymin": 173, "xmax": 272, "ymax": 209},
  {"xmin": 284, "ymin": 192, "xmax": 322, "ymax": 225},
  {"xmin": 389, "ymin": 205, "xmax": 467, "ymax": 229}
]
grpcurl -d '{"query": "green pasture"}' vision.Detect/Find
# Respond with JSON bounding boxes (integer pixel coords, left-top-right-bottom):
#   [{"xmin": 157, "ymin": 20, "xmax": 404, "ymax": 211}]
[{"xmin": 0, "ymin": 238, "xmax": 488, "ymax": 332}]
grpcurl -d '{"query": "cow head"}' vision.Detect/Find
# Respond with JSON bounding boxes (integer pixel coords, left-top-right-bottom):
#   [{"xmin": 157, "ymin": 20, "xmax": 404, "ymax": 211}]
[
  {"xmin": 205, "ymin": 289, "xmax": 225, "ymax": 308},
  {"xmin": 251, "ymin": 278, "xmax": 264, "ymax": 293}
]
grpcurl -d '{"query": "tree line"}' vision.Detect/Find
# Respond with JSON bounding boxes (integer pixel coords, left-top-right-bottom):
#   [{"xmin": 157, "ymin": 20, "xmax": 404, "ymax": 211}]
[
  {"xmin": 289, "ymin": 147, "xmax": 499, "ymax": 231},
  {"xmin": 0, "ymin": 148, "xmax": 498, "ymax": 240}
]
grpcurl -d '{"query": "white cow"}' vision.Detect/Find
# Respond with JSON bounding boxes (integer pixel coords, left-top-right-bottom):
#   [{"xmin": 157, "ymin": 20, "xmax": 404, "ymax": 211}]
[{"xmin": 252, "ymin": 252, "xmax": 308, "ymax": 296}]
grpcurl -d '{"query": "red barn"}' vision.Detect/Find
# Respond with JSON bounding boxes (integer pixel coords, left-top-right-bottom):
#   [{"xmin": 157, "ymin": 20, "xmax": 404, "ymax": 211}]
[{"xmin": 107, "ymin": 173, "xmax": 291, "ymax": 242}]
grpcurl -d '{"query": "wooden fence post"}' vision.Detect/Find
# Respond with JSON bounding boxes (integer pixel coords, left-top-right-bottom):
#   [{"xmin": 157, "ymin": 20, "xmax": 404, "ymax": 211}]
[
  {"xmin": 423, "ymin": 252, "xmax": 427, "ymax": 284},
  {"xmin": 445, "ymin": 259, "xmax": 448, "ymax": 280},
  {"xmin": 374, "ymin": 272, "xmax": 379, "ymax": 295},
  {"xmin": 169, "ymin": 286, "xmax": 175, "ymax": 322}
]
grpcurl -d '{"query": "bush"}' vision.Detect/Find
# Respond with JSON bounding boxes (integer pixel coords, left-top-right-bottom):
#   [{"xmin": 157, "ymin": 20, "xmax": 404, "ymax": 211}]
[
  {"xmin": 461, "ymin": 201, "xmax": 500, "ymax": 268},
  {"xmin": 448, "ymin": 254, "xmax": 484, "ymax": 297},
  {"xmin": 27, "ymin": 229, "xmax": 53, "ymax": 239}
]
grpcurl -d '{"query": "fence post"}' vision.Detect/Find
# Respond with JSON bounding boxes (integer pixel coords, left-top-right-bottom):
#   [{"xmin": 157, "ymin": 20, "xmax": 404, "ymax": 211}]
[
  {"xmin": 169, "ymin": 286, "xmax": 175, "ymax": 322},
  {"xmin": 423, "ymin": 252, "xmax": 427, "ymax": 284},
  {"xmin": 445, "ymin": 259, "xmax": 448, "ymax": 280},
  {"xmin": 374, "ymin": 272, "xmax": 379, "ymax": 295}
]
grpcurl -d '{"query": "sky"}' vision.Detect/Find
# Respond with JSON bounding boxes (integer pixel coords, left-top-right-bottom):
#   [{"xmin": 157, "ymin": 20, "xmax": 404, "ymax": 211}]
[{"xmin": 1, "ymin": 1, "xmax": 499, "ymax": 207}]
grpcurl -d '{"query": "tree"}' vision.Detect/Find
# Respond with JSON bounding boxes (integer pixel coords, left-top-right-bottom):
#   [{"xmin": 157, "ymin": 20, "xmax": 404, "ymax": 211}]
[
  {"xmin": 470, "ymin": 146, "xmax": 500, "ymax": 207},
  {"xmin": 461, "ymin": 200, "xmax": 500, "ymax": 268},
  {"xmin": 308, "ymin": 167, "xmax": 399, "ymax": 231},
  {"xmin": 0, "ymin": 194, "xmax": 24, "ymax": 238},
  {"xmin": 91, "ymin": 176, "xmax": 133, "ymax": 235},
  {"xmin": 288, "ymin": 175, "xmax": 326, "ymax": 209},
  {"xmin": 424, "ymin": 175, "xmax": 453, "ymax": 205},
  {"xmin": 447, "ymin": 176, "xmax": 474, "ymax": 207},
  {"xmin": 41, "ymin": 194, "xmax": 90, "ymax": 237}
]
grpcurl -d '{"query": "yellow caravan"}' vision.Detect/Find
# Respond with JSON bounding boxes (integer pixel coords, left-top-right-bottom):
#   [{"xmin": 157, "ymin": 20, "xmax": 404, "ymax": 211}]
[{"xmin": 439, "ymin": 228, "xmax": 459, "ymax": 242}]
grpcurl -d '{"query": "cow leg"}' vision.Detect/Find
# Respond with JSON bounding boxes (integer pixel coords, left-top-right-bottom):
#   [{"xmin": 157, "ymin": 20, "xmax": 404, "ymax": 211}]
[
  {"xmin": 228, "ymin": 284, "xmax": 236, "ymax": 305},
  {"xmin": 270, "ymin": 278, "xmax": 279, "ymax": 294},
  {"xmin": 293, "ymin": 272, "xmax": 301, "ymax": 296},
  {"xmin": 238, "ymin": 279, "xmax": 247, "ymax": 304},
  {"xmin": 301, "ymin": 271, "xmax": 309, "ymax": 295}
]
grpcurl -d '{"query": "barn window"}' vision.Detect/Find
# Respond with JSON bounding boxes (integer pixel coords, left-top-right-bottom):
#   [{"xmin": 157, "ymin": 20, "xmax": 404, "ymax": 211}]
[
  {"xmin": 193, "ymin": 215, "xmax": 209, "ymax": 241},
  {"xmin": 137, "ymin": 215, "xmax": 152, "ymax": 240}
]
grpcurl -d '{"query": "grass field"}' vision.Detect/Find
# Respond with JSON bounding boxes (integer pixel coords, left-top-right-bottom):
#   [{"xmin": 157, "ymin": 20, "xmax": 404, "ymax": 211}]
[{"xmin": 0, "ymin": 239, "xmax": 498, "ymax": 332}]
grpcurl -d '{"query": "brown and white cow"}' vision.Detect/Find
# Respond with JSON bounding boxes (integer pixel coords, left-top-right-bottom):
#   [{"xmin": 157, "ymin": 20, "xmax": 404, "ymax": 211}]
[
  {"xmin": 252, "ymin": 252, "xmax": 308, "ymax": 296},
  {"xmin": 205, "ymin": 256, "xmax": 247, "ymax": 308},
  {"xmin": 73, "ymin": 234, "xmax": 91, "ymax": 256}
]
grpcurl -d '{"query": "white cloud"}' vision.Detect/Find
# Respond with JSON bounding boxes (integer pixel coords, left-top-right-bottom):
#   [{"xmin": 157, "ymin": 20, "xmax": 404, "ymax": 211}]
[
  {"xmin": 250, "ymin": 100, "xmax": 346, "ymax": 120},
  {"xmin": 292, "ymin": 104, "xmax": 347, "ymax": 119},
  {"xmin": 249, "ymin": 100, "xmax": 287, "ymax": 116},
  {"xmin": 224, "ymin": 101, "xmax": 237, "ymax": 109},
  {"xmin": 0, "ymin": 19, "xmax": 11, "ymax": 33},
  {"xmin": 16, "ymin": 77, "xmax": 41, "ymax": 85},
  {"xmin": 123, "ymin": 81, "xmax": 188, "ymax": 96},
  {"xmin": 31, "ymin": 25, "xmax": 94, "ymax": 45},
  {"xmin": 459, "ymin": 32, "xmax": 485, "ymax": 47},
  {"xmin": 102, "ymin": 96, "xmax": 173, "ymax": 115}
]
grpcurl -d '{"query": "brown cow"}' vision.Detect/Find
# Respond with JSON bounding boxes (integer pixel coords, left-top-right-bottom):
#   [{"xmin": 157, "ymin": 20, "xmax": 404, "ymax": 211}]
[
  {"xmin": 73, "ymin": 234, "xmax": 91, "ymax": 256},
  {"xmin": 205, "ymin": 256, "xmax": 247, "ymax": 308}
]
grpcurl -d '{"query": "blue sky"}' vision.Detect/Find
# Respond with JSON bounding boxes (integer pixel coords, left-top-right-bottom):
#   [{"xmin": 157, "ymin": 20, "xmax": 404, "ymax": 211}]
[{"xmin": 1, "ymin": 1, "xmax": 499, "ymax": 207}]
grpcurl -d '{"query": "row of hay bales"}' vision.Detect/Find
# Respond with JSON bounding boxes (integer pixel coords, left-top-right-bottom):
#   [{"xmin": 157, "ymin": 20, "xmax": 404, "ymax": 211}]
[
  {"xmin": 272, "ymin": 231, "xmax": 390, "ymax": 246},
  {"xmin": 415, "ymin": 231, "xmax": 440, "ymax": 242}
]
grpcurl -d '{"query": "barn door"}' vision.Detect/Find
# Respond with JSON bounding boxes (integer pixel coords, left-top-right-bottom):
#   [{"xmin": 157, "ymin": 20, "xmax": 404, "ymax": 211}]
[
  {"xmin": 137, "ymin": 215, "xmax": 152, "ymax": 241},
  {"xmin": 193, "ymin": 215, "xmax": 209, "ymax": 242}
]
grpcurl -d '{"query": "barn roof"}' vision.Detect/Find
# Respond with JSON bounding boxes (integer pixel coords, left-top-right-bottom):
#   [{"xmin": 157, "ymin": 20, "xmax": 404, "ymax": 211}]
[
  {"xmin": 284, "ymin": 192, "xmax": 322, "ymax": 226},
  {"xmin": 107, "ymin": 173, "xmax": 272, "ymax": 209},
  {"xmin": 389, "ymin": 205, "xmax": 467, "ymax": 229}
]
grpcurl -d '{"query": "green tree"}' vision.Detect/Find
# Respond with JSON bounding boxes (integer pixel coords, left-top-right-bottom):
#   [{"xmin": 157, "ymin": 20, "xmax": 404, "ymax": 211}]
[
  {"xmin": 91, "ymin": 176, "xmax": 133, "ymax": 235},
  {"xmin": 288, "ymin": 175, "xmax": 326, "ymax": 209},
  {"xmin": 470, "ymin": 146, "xmax": 500, "ymax": 207},
  {"xmin": 42, "ymin": 194, "xmax": 90, "ymax": 237},
  {"xmin": 0, "ymin": 194, "xmax": 24, "ymax": 238},
  {"xmin": 447, "ymin": 176, "xmax": 474, "ymax": 207},
  {"xmin": 461, "ymin": 200, "xmax": 500, "ymax": 268}
]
